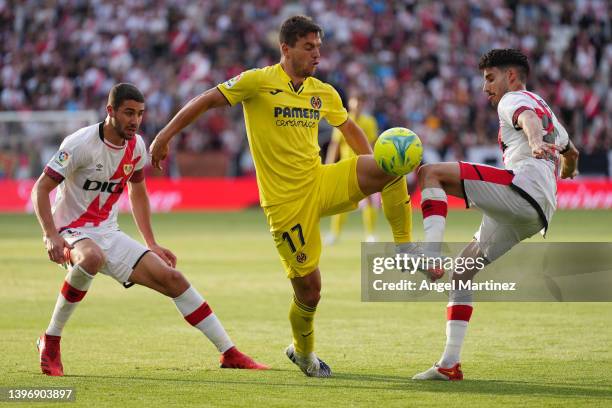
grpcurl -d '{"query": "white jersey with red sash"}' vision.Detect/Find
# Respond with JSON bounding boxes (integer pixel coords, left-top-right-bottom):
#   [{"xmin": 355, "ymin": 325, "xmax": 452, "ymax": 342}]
[
  {"xmin": 496, "ymin": 90, "xmax": 569, "ymax": 223},
  {"xmin": 44, "ymin": 122, "xmax": 147, "ymax": 233}
]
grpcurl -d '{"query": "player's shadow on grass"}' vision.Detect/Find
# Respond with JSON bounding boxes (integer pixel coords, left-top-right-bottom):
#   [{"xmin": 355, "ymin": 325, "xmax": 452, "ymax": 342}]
[
  {"xmin": 415, "ymin": 379, "xmax": 612, "ymax": 399},
  {"xmin": 67, "ymin": 372, "xmax": 612, "ymax": 399},
  {"xmin": 333, "ymin": 373, "xmax": 612, "ymax": 398}
]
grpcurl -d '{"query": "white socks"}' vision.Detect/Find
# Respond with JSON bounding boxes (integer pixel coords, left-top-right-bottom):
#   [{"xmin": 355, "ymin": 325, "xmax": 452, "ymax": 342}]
[
  {"xmin": 421, "ymin": 188, "xmax": 448, "ymax": 255},
  {"xmin": 173, "ymin": 286, "xmax": 234, "ymax": 353},
  {"xmin": 46, "ymin": 269, "xmax": 236, "ymax": 356},
  {"xmin": 46, "ymin": 264, "xmax": 95, "ymax": 336},
  {"xmin": 439, "ymin": 319, "xmax": 469, "ymax": 368},
  {"xmin": 438, "ymin": 289, "xmax": 473, "ymax": 368}
]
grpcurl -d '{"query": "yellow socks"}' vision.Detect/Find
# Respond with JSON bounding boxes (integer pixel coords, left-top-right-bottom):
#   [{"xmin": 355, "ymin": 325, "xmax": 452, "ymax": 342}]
[
  {"xmin": 289, "ymin": 295, "xmax": 316, "ymax": 355},
  {"xmin": 381, "ymin": 176, "xmax": 413, "ymax": 243}
]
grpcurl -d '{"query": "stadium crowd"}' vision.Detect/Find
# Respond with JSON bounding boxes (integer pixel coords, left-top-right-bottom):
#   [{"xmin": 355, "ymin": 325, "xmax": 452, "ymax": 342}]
[{"xmin": 1, "ymin": 0, "xmax": 610, "ymax": 178}]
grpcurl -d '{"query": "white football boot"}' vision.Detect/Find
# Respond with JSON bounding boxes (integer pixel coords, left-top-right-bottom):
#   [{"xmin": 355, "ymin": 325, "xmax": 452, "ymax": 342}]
[
  {"xmin": 285, "ymin": 344, "xmax": 332, "ymax": 378},
  {"xmin": 412, "ymin": 363, "xmax": 463, "ymax": 380}
]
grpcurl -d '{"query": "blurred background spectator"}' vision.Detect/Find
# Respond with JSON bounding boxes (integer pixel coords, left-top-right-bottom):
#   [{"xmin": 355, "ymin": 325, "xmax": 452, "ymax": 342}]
[{"xmin": 1, "ymin": 0, "xmax": 610, "ymax": 178}]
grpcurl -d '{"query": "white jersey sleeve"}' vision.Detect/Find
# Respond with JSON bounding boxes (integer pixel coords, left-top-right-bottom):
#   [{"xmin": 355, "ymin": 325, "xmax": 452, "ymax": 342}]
[
  {"xmin": 497, "ymin": 92, "xmax": 534, "ymax": 131},
  {"xmin": 44, "ymin": 128, "xmax": 91, "ymax": 181}
]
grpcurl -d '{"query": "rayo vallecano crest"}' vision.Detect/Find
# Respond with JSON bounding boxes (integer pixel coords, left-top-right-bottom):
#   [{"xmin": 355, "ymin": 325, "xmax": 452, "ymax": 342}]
[{"xmin": 123, "ymin": 163, "xmax": 134, "ymax": 175}]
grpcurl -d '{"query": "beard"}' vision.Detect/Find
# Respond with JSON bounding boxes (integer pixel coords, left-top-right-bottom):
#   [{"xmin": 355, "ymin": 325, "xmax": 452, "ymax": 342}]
[
  {"xmin": 293, "ymin": 60, "xmax": 315, "ymax": 78},
  {"xmin": 113, "ymin": 121, "xmax": 135, "ymax": 140},
  {"xmin": 493, "ymin": 82, "xmax": 510, "ymax": 107},
  {"xmin": 303, "ymin": 65, "xmax": 316, "ymax": 77}
]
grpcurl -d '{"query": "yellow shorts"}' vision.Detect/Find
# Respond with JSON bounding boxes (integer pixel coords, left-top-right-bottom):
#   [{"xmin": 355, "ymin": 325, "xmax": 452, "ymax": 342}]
[{"xmin": 263, "ymin": 156, "xmax": 366, "ymax": 279}]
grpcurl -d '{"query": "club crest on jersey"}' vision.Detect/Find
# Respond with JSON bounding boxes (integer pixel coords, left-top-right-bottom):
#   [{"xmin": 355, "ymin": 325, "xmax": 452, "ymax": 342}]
[
  {"xmin": 310, "ymin": 96, "xmax": 322, "ymax": 110},
  {"xmin": 296, "ymin": 251, "xmax": 307, "ymax": 263},
  {"xmin": 54, "ymin": 151, "xmax": 70, "ymax": 168},
  {"xmin": 224, "ymin": 73, "xmax": 242, "ymax": 89},
  {"xmin": 123, "ymin": 164, "xmax": 134, "ymax": 175}
]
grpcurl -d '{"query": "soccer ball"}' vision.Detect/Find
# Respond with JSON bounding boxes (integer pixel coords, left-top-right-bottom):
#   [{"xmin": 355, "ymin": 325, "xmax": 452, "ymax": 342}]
[{"xmin": 373, "ymin": 127, "xmax": 423, "ymax": 176}]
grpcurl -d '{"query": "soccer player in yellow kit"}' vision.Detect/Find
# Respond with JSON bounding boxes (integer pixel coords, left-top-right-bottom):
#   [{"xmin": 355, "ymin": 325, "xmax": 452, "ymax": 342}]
[
  {"xmin": 324, "ymin": 93, "xmax": 379, "ymax": 244},
  {"xmin": 150, "ymin": 16, "xmax": 412, "ymax": 377}
]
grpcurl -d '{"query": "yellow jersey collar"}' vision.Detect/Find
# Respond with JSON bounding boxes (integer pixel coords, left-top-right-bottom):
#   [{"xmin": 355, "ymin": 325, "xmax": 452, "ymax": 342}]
[{"xmin": 277, "ymin": 63, "xmax": 308, "ymax": 95}]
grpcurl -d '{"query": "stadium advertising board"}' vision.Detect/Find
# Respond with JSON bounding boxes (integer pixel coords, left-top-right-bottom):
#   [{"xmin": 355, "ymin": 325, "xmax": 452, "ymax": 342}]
[{"xmin": 0, "ymin": 178, "xmax": 610, "ymax": 212}]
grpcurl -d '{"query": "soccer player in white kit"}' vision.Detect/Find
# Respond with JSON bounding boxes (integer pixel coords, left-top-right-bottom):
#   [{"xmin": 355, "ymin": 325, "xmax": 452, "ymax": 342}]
[
  {"xmin": 31, "ymin": 83, "xmax": 267, "ymax": 376},
  {"xmin": 411, "ymin": 49, "xmax": 579, "ymax": 380}
]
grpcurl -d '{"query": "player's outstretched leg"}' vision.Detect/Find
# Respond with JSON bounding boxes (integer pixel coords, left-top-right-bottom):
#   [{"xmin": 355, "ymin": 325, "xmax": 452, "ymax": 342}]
[
  {"xmin": 413, "ymin": 241, "xmax": 483, "ymax": 381},
  {"xmin": 38, "ymin": 240, "xmax": 101, "ymax": 376},
  {"xmin": 287, "ymin": 268, "xmax": 331, "ymax": 377},
  {"xmin": 416, "ymin": 163, "xmax": 464, "ymax": 253},
  {"xmin": 381, "ymin": 176, "xmax": 412, "ymax": 243},
  {"xmin": 356, "ymin": 155, "xmax": 412, "ymax": 244},
  {"xmin": 396, "ymin": 163, "xmax": 465, "ymax": 281},
  {"xmin": 129, "ymin": 252, "xmax": 268, "ymax": 370}
]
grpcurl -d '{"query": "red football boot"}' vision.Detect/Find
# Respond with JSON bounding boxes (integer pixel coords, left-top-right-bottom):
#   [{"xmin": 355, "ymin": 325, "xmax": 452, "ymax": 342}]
[
  {"xmin": 37, "ymin": 334, "xmax": 64, "ymax": 376},
  {"xmin": 220, "ymin": 347, "xmax": 269, "ymax": 370}
]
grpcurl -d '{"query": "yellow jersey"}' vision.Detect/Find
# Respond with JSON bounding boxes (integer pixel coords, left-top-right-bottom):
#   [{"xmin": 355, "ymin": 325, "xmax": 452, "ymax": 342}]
[
  {"xmin": 331, "ymin": 113, "xmax": 379, "ymax": 159},
  {"xmin": 217, "ymin": 64, "xmax": 348, "ymax": 206}
]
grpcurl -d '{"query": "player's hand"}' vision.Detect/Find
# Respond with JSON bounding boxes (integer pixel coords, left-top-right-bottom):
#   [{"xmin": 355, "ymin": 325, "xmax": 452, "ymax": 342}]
[
  {"xmin": 531, "ymin": 141, "xmax": 562, "ymax": 159},
  {"xmin": 560, "ymin": 167, "xmax": 579, "ymax": 179},
  {"xmin": 560, "ymin": 143, "xmax": 579, "ymax": 179},
  {"xmin": 43, "ymin": 234, "xmax": 73, "ymax": 264},
  {"xmin": 560, "ymin": 161, "xmax": 579, "ymax": 179},
  {"xmin": 149, "ymin": 244, "xmax": 177, "ymax": 268},
  {"xmin": 149, "ymin": 136, "xmax": 170, "ymax": 171}
]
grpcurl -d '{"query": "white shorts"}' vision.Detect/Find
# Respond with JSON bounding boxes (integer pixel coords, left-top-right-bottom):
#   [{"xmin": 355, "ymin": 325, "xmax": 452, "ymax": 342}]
[
  {"xmin": 61, "ymin": 227, "xmax": 149, "ymax": 285},
  {"xmin": 459, "ymin": 162, "xmax": 545, "ymax": 262}
]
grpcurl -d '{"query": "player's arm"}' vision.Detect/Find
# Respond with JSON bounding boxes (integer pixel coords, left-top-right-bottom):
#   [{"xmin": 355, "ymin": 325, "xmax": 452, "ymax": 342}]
[
  {"xmin": 516, "ymin": 110, "xmax": 561, "ymax": 159},
  {"xmin": 149, "ymin": 88, "xmax": 229, "ymax": 170},
  {"xmin": 31, "ymin": 173, "xmax": 73, "ymax": 264},
  {"xmin": 127, "ymin": 177, "xmax": 177, "ymax": 267},
  {"xmin": 337, "ymin": 118, "xmax": 373, "ymax": 155},
  {"xmin": 559, "ymin": 140, "xmax": 579, "ymax": 179}
]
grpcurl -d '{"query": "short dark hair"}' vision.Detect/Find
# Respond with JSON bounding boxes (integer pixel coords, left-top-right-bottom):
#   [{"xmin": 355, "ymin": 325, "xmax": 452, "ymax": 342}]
[
  {"xmin": 279, "ymin": 15, "xmax": 323, "ymax": 47},
  {"xmin": 108, "ymin": 83, "xmax": 144, "ymax": 110},
  {"xmin": 478, "ymin": 49, "xmax": 530, "ymax": 81}
]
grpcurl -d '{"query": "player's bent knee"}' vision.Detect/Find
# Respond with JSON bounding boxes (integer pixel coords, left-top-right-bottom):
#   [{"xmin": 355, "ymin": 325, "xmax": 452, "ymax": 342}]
[
  {"xmin": 292, "ymin": 282, "xmax": 321, "ymax": 307},
  {"xmin": 301, "ymin": 291, "xmax": 321, "ymax": 307},
  {"xmin": 300, "ymin": 281, "xmax": 321, "ymax": 306},
  {"xmin": 162, "ymin": 268, "xmax": 189, "ymax": 296},
  {"xmin": 418, "ymin": 162, "xmax": 462, "ymax": 195},
  {"xmin": 76, "ymin": 249, "xmax": 105, "ymax": 274},
  {"xmin": 166, "ymin": 269, "xmax": 186, "ymax": 285},
  {"xmin": 417, "ymin": 163, "xmax": 437, "ymax": 184},
  {"xmin": 357, "ymin": 155, "xmax": 396, "ymax": 194}
]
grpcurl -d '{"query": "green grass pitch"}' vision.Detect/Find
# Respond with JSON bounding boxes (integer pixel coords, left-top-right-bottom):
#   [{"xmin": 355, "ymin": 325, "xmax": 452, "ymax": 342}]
[{"xmin": 1, "ymin": 210, "xmax": 611, "ymax": 407}]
